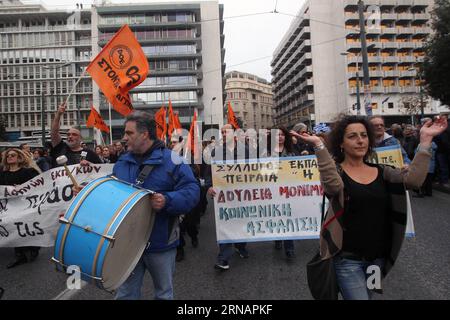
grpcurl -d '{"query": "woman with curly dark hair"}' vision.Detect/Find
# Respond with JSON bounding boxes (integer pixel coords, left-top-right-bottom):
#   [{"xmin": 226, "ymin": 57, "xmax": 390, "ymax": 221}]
[{"xmin": 291, "ymin": 115, "xmax": 447, "ymax": 300}]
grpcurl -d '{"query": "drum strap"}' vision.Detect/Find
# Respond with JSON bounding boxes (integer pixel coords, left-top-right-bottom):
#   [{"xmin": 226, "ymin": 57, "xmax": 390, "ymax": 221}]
[{"xmin": 135, "ymin": 165, "xmax": 155, "ymax": 186}]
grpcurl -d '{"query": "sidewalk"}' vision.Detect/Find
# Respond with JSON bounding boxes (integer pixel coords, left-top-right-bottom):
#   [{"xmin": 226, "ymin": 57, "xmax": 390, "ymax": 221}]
[{"xmin": 433, "ymin": 183, "xmax": 450, "ymax": 194}]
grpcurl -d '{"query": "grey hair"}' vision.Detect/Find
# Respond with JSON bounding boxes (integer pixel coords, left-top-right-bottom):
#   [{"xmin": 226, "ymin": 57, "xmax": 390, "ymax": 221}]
[
  {"xmin": 125, "ymin": 111, "xmax": 157, "ymax": 140},
  {"xmin": 292, "ymin": 122, "xmax": 307, "ymax": 133}
]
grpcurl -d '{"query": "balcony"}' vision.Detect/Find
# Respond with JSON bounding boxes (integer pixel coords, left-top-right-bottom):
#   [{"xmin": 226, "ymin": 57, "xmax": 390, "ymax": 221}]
[
  {"xmin": 398, "ymin": 41, "xmax": 416, "ymax": 49},
  {"xmin": 385, "ymin": 86, "xmax": 401, "ymax": 93},
  {"xmin": 369, "ymin": 70, "xmax": 384, "ymax": 77},
  {"xmin": 345, "ymin": 13, "xmax": 360, "ymax": 21},
  {"xmin": 413, "ymin": 13, "xmax": 430, "ymax": 21},
  {"xmin": 344, "ymin": 0, "xmax": 358, "ymax": 8},
  {"xmin": 383, "ymin": 56, "xmax": 399, "ymax": 63},
  {"xmin": 381, "ymin": 13, "xmax": 398, "ymax": 20},
  {"xmin": 384, "ymin": 70, "xmax": 400, "ymax": 77},
  {"xmin": 349, "ymin": 87, "xmax": 359, "ymax": 94},
  {"xmin": 371, "ymin": 86, "xmax": 385, "ymax": 93},
  {"xmin": 415, "ymin": 27, "xmax": 432, "ymax": 34},
  {"xmin": 382, "ymin": 42, "xmax": 399, "ymax": 49},
  {"xmin": 346, "ymin": 28, "xmax": 360, "ymax": 36},
  {"xmin": 368, "ymin": 56, "xmax": 383, "ymax": 63},
  {"xmin": 348, "ymin": 56, "xmax": 362, "ymax": 64},
  {"xmin": 396, "ymin": 0, "xmax": 414, "ymax": 6},
  {"xmin": 381, "ymin": 27, "xmax": 397, "ymax": 35},
  {"xmin": 399, "ymin": 70, "xmax": 417, "ymax": 77},
  {"xmin": 380, "ymin": 0, "xmax": 397, "ymax": 7},
  {"xmin": 414, "ymin": 41, "xmax": 425, "ymax": 48},
  {"xmin": 397, "ymin": 27, "xmax": 415, "ymax": 35},
  {"xmin": 397, "ymin": 13, "xmax": 414, "ymax": 21},
  {"xmin": 401, "ymin": 86, "xmax": 420, "ymax": 93},
  {"xmin": 399, "ymin": 56, "xmax": 416, "ymax": 63},
  {"xmin": 412, "ymin": 0, "xmax": 430, "ymax": 7},
  {"xmin": 347, "ymin": 42, "xmax": 362, "ymax": 50}
]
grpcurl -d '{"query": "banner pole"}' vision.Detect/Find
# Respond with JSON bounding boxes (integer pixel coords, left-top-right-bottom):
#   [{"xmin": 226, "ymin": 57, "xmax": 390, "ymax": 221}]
[
  {"xmin": 63, "ymin": 70, "xmax": 86, "ymax": 106},
  {"xmin": 108, "ymin": 102, "xmax": 113, "ymax": 144}
]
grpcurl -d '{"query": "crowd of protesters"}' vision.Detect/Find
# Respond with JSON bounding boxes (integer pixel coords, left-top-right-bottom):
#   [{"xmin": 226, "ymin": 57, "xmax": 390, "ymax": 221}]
[{"xmin": 1, "ymin": 102, "xmax": 449, "ymax": 300}]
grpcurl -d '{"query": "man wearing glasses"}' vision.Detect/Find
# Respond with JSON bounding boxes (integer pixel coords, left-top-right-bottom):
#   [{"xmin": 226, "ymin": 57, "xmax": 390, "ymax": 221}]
[
  {"xmin": 50, "ymin": 104, "xmax": 102, "ymax": 167},
  {"xmin": 369, "ymin": 116, "xmax": 411, "ymax": 166}
]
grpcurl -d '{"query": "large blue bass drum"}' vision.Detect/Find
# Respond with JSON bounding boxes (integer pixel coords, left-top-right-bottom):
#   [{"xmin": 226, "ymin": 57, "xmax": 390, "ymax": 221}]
[{"xmin": 52, "ymin": 176, "xmax": 155, "ymax": 292}]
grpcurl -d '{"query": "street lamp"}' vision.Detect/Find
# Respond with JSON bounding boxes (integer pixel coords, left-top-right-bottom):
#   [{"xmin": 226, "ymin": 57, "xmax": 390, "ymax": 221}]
[
  {"xmin": 341, "ymin": 43, "xmax": 375, "ymax": 115},
  {"xmin": 210, "ymin": 96, "xmax": 216, "ymax": 126}
]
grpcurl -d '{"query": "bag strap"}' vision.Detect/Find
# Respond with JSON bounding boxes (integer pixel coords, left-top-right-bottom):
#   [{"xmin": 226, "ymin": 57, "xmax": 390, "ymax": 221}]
[
  {"xmin": 135, "ymin": 165, "xmax": 155, "ymax": 186},
  {"xmin": 320, "ymin": 193, "xmax": 326, "ymax": 225}
]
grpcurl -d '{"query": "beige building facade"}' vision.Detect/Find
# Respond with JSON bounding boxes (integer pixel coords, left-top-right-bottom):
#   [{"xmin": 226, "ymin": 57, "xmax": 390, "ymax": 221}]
[{"xmin": 225, "ymin": 71, "xmax": 274, "ymax": 130}]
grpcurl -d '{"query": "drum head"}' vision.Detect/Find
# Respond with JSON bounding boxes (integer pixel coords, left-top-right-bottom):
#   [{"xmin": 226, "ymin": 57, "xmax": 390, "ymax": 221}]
[{"xmin": 101, "ymin": 193, "xmax": 154, "ymax": 291}]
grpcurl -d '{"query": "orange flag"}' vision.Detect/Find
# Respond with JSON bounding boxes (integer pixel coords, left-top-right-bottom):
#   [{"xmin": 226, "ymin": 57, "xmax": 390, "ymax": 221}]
[
  {"xmin": 227, "ymin": 101, "xmax": 240, "ymax": 129},
  {"xmin": 186, "ymin": 110, "xmax": 200, "ymax": 161},
  {"xmin": 154, "ymin": 106, "xmax": 167, "ymax": 140},
  {"xmin": 86, "ymin": 24, "xmax": 149, "ymax": 117},
  {"xmin": 174, "ymin": 112, "xmax": 182, "ymax": 135},
  {"xmin": 86, "ymin": 106, "xmax": 110, "ymax": 133}
]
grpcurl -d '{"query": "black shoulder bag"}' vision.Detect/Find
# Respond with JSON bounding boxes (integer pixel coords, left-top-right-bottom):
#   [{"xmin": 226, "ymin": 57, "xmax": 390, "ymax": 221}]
[{"xmin": 306, "ymin": 193, "xmax": 339, "ymax": 300}]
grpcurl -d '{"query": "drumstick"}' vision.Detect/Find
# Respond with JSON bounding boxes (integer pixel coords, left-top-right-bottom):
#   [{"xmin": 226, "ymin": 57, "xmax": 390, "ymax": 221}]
[{"xmin": 56, "ymin": 155, "xmax": 80, "ymax": 189}]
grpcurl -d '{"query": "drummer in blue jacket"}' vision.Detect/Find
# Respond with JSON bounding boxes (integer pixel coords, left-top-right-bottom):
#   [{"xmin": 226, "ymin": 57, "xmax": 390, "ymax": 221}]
[{"xmin": 112, "ymin": 111, "xmax": 200, "ymax": 300}]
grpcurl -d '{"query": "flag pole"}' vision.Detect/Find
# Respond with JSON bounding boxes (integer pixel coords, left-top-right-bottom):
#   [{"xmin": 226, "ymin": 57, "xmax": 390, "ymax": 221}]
[
  {"xmin": 99, "ymin": 128, "xmax": 106, "ymax": 146},
  {"xmin": 108, "ymin": 102, "xmax": 113, "ymax": 144},
  {"xmin": 64, "ymin": 70, "xmax": 86, "ymax": 106}
]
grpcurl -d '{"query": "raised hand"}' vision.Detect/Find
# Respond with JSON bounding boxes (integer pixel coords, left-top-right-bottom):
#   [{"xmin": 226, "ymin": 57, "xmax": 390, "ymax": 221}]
[
  {"xmin": 289, "ymin": 130, "xmax": 322, "ymax": 146},
  {"xmin": 420, "ymin": 116, "xmax": 448, "ymax": 143},
  {"xmin": 57, "ymin": 103, "xmax": 66, "ymax": 115}
]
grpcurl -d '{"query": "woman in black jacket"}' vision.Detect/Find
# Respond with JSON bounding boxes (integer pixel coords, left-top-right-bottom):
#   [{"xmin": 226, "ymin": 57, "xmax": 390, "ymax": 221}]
[{"xmin": 0, "ymin": 148, "xmax": 41, "ymax": 269}]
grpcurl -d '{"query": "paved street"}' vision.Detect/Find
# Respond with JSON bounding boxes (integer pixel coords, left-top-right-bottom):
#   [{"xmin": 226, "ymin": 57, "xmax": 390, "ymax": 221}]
[{"xmin": 1, "ymin": 191, "xmax": 449, "ymax": 300}]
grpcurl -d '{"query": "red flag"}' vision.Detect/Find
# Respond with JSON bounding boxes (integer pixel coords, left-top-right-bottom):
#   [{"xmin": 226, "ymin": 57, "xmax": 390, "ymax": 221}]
[
  {"xmin": 154, "ymin": 106, "xmax": 167, "ymax": 140},
  {"xmin": 86, "ymin": 106, "xmax": 110, "ymax": 133},
  {"xmin": 227, "ymin": 101, "xmax": 240, "ymax": 129},
  {"xmin": 186, "ymin": 111, "xmax": 200, "ymax": 160},
  {"xmin": 86, "ymin": 25, "xmax": 149, "ymax": 116},
  {"xmin": 174, "ymin": 112, "xmax": 182, "ymax": 135}
]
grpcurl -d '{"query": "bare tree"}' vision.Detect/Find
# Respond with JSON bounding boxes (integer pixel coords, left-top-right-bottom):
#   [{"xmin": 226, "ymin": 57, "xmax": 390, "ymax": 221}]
[{"xmin": 399, "ymin": 95, "xmax": 429, "ymax": 116}]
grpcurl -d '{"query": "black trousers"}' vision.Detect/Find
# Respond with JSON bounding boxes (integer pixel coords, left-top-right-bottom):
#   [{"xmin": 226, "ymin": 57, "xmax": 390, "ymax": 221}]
[{"xmin": 419, "ymin": 173, "xmax": 434, "ymax": 196}]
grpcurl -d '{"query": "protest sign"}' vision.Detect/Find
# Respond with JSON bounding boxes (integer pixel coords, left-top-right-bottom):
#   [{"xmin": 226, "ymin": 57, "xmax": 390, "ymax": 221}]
[
  {"xmin": 372, "ymin": 145, "xmax": 415, "ymax": 237},
  {"xmin": 0, "ymin": 164, "xmax": 113, "ymax": 247},
  {"xmin": 212, "ymin": 156, "xmax": 323, "ymax": 244}
]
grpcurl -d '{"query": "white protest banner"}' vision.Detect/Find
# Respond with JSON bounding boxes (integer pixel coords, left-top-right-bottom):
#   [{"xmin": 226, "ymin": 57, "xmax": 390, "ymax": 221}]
[
  {"xmin": 0, "ymin": 164, "xmax": 113, "ymax": 247},
  {"xmin": 212, "ymin": 156, "xmax": 323, "ymax": 244}
]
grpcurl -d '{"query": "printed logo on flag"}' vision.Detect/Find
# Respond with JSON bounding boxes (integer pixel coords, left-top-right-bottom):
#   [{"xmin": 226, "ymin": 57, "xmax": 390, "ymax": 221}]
[{"xmin": 109, "ymin": 45, "xmax": 133, "ymax": 69}]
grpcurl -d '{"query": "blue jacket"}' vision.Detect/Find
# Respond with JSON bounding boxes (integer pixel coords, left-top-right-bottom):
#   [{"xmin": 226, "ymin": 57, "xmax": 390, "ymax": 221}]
[{"xmin": 112, "ymin": 142, "xmax": 200, "ymax": 252}]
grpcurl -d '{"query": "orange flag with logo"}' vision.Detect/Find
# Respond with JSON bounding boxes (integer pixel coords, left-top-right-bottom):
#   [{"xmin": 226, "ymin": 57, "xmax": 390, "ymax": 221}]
[
  {"xmin": 186, "ymin": 110, "xmax": 201, "ymax": 161},
  {"xmin": 227, "ymin": 101, "xmax": 240, "ymax": 129},
  {"xmin": 154, "ymin": 106, "xmax": 167, "ymax": 140},
  {"xmin": 86, "ymin": 106, "xmax": 110, "ymax": 133},
  {"xmin": 86, "ymin": 24, "xmax": 149, "ymax": 117}
]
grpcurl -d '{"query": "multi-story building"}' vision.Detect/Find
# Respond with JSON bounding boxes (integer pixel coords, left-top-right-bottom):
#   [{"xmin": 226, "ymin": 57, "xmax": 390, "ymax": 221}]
[
  {"xmin": 0, "ymin": 0, "xmax": 225, "ymax": 143},
  {"xmin": 0, "ymin": 0, "xmax": 92, "ymax": 141},
  {"xmin": 271, "ymin": 0, "xmax": 439, "ymax": 128},
  {"xmin": 224, "ymin": 71, "xmax": 274, "ymax": 130},
  {"xmin": 92, "ymin": 1, "xmax": 225, "ymax": 141}
]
